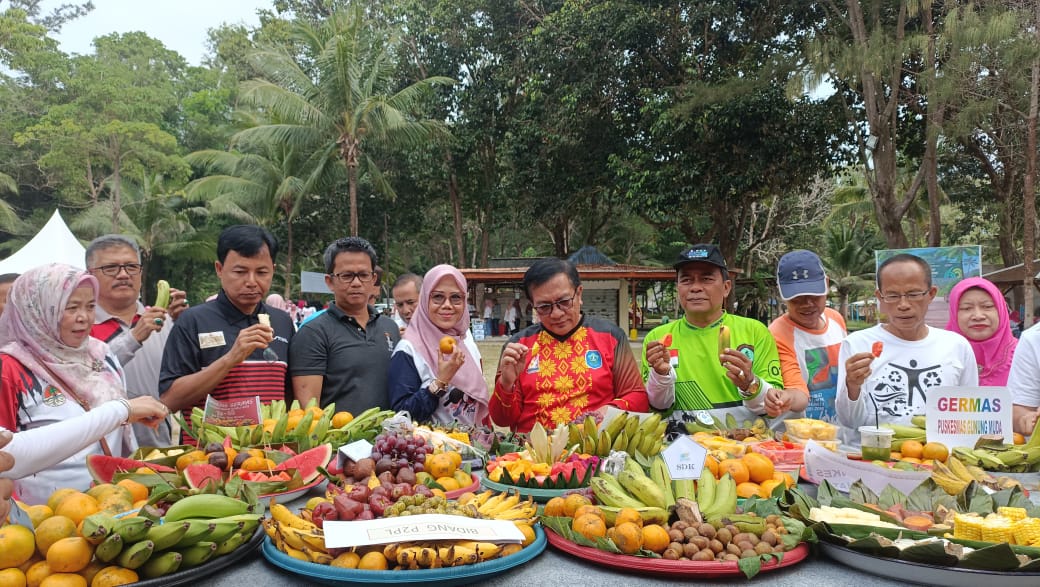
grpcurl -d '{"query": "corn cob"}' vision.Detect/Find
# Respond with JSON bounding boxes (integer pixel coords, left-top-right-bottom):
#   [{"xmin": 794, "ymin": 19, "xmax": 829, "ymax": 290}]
[
  {"xmin": 997, "ymin": 507, "xmax": 1028, "ymax": 522},
  {"xmin": 1012, "ymin": 518, "xmax": 1040, "ymax": 545},
  {"xmin": 953, "ymin": 513, "xmax": 983, "ymax": 540},
  {"xmin": 980, "ymin": 516, "xmax": 1013, "ymax": 544}
]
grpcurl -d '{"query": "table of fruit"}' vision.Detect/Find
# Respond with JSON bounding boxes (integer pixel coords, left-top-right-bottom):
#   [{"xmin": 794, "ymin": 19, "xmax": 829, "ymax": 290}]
[{"xmin": 2, "ymin": 402, "xmax": 1039, "ymax": 587}]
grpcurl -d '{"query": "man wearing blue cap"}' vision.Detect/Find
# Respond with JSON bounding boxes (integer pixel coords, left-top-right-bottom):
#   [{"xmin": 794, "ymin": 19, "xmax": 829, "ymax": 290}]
[
  {"xmin": 641, "ymin": 244, "xmax": 783, "ymax": 425},
  {"xmin": 768, "ymin": 250, "xmax": 847, "ymax": 422}
]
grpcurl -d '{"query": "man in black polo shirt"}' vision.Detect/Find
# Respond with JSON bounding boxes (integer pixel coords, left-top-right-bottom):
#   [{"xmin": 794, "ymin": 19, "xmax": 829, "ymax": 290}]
[
  {"xmin": 159, "ymin": 225, "xmax": 294, "ymax": 422},
  {"xmin": 290, "ymin": 237, "xmax": 400, "ymax": 412}
]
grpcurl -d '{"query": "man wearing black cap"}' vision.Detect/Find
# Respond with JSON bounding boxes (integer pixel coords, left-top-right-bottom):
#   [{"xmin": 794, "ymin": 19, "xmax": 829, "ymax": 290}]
[
  {"xmin": 641, "ymin": 244, "xmax": 783, "ymax": 423},
  {"xmin": 767, "ymin": 250, "xmax": 847, "ymax": 422}
]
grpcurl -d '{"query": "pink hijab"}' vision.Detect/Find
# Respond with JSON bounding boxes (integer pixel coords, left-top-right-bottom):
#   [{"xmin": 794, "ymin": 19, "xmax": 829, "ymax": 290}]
[
  {"xmin": 0, "ymin": 264, "xmax": 125, "ymax": 408},
  {"xmin": 945, "ymin": 277, "xmax": 1018, "ymax": 386},
  {"xmin": 403, "ymin": 265, "xmax": 488, "ymax": 417}
]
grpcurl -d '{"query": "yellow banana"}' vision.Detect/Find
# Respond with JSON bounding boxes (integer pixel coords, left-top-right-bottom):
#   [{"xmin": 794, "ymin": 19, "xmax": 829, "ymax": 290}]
[
  {"xmin": 478, "ymin": 493, "xmax": 506, "ymax": 515},
  {"xmin": 277, "ymin": 523, "xmax": 309, "ymax": 551},
  {"xmin": 485, "ymin": 493, "xmax": 521, "ymax": 516},
  {"xmin": 270, "ymin": 503, "xmax": 319, "ymax": 532}
]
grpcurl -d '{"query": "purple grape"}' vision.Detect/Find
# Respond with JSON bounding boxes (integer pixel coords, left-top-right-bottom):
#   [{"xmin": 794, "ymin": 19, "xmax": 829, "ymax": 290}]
[{"xmin": 371, "ymin": 451, "xmax": 383, "ymax": 461}]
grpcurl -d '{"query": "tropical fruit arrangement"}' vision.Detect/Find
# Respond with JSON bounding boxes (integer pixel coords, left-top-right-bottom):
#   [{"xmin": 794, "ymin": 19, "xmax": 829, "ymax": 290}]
[
  {"xmin": 327, "ymin": 428, "xmax": 473, "ymax": 495},
  {"xmin": 566, "ymin": 412, "xmax": 667, "ymax": 459},
  {"xmin": 484, "ymin": 421, "xmax": 601, "ymax": 490}
]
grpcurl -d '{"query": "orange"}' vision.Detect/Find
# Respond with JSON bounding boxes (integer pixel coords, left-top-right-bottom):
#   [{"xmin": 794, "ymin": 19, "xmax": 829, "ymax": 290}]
[
  {"xmin": 614, "ymin": 508, "xmax": 644, "ymax": 528},
  {"xmin": 704, "ymin": 455, "xmax": 719, "ymax": 478},
  {"xmin": 262, "ymin": 419, "xmax": 278, "ymax": 434},
  {"xmin": 38, "ymin": 575, "xmax": 85, "ymax": 587},
  {"xmin": 428, "ymin": 454, "xmax": 455, "ymax": 479},
  {"xmin": 900, "ymin": 457, "xmax": 922, "ymax": 464},
  {"xmin": 307, "ymin": 406, "xmax": 324, "ymax": 420},
  {"xmin": 900, "ymin": 440, "xmax": 924, "ymax": 459},
  {"xmin": 0, "ymin": 568, "xmax": 26, "ymax": 587},
  {"xmin": 742, "ymin": 452, "xmax": 775, "ymax": 484},
  {"xmin": 717, "ymin": 459, "xmax": 750, "ymax": 485},
  {"xmin": 445, "ymin": 451, "xmax": 463, "ymax": 469},
  {"xmin": 1014, "ymin": 432, "xmax": 1026, "ymax": 445},
  {"xmin": 562, "ymin": 494, "xmax": 592, "ymax": 517},
  {"xmin": 45, "ymin": 490, "xmax": 77, "ymax": 513},
  {"xmin": 430, "ymin": 488, "xmax": 446, "ymax": 498},
  {"xmin": 331, "ymin": 412, "xmax": 354, "ymax": 428},
  {"xmin": 922, "ymin": 442, "xmax": 949, "ymax": 463},
  {"xmin": 435, "ymin": 477, "xmax": 460, "ymax": 491},
  {"xmin": 357, "ymin": 552, "xmax": 388, "ymax": 570},
  {"xmin": 286, "ymin": 413, "xmax": 304, "ymax": 431},
  {"xmin": 514, "ymin": 522, "xmax": 536, "ymax": 546},
  {"xmin": 736, "ymin": 482, "xmax": 764, "ymax": 499},
  {"xmin": 24, "ymin": 505, "xmax": 52, "ymax": 528},
  {"xmin": 573, "ymin": 505, "xmax": 605, "ymax": 523},
  {"xmin": 24, "ymin": 560, "xmax": 50, "ymax": 587},
  {"xmin": 77, "ymin": 561, "xmax": 104, "ymax": 586},
  {"xmin": 0, "ymin": 524, "xmax": 35, "ymax": 569},
  {"xmin": 439, "ymin": 336, "xmax": 456, "ymax": 354},
  {"xmin": 86, "ymin": 566, "xmax": 137, "ymax": 587},
  {"xmin": 641, "ymin": 524, "xmax": 670, "ymax": 554},
  {"xmin": 33, "ymin": 516, "xmax": 77, "ymax": 558},
  {"xmin": 571, "ymin": 514, "xmax": 607, "ymax": 541},
  {"xmin": 543, "ymin": 497, "xmax": 567, "ymax": 517},
  {"xmin": 772, "ymin": 471, "xmax": 796, "ymax": 489},
  {"xmin": 760, "ymin": 479, "xmax": 783, "ymax": 497},
  {"xmin": 241, "ymin": 457, "xmax": 276, "ymax": 472},
  {"xmin": 330, "ymin": 552, "xmax": 360, "ymax": 569},
  {"xmin": 16, "ymin": 554, "xmax": 40, "ymax": 575},
  {"xmin": 175, "ymin": 450, "xmax": 207, "ymax": 471},
  {"xmin": 612, "ymin": 522, "xmax": 643, "ymax": 554},
  {"xmin": 44, "ymin": 538, "xmax": 91, "ymax": 574},
  {"xmin": 889, "ymin": 451, "xmax": 903, "ymax": 460},
  {"xmin": 453, "ymin": 469, "xmax": 472, "ymax": 488}
]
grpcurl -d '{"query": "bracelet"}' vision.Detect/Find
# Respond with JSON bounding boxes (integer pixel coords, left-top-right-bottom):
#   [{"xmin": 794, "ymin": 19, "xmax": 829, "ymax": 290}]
[
  {"xmin": 434, "ymin": 378, "xmax": 449, "ymax": 388},
  {"xmin": 116, "ymin": 398, "xmax": 132, "ymax": 426}
]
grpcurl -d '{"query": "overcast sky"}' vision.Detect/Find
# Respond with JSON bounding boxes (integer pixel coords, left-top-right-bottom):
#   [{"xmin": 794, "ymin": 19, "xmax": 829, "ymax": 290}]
[{"xmin": 48, "ymin": 0, "xmax": 271, "ymax": 65}]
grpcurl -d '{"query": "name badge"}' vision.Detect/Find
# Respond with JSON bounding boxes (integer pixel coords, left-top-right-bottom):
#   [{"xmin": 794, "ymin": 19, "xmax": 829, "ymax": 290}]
[{"xmin": 198, "ymin": 331, "xmax": 226, "ymax": 349}]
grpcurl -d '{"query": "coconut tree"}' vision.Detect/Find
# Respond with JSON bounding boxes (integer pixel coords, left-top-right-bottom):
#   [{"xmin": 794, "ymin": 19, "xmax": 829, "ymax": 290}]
[
  {"xmin": 822, "ymin": 223, "xmax": 883, "ymax": 319},
  {"xmin": 233, "ymin": 3, "xmax": 453, "ymax": 236}
]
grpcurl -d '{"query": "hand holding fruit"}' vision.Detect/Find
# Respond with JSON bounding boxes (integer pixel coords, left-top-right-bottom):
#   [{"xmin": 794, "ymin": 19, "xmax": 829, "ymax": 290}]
[
  {"xmin": 436, "ymin": 343, "xmax": 466, "ymax": 386},
  {"xmin": 764, "ymin": 388, "xmax": 804, "ymax": 418},
  {"xmin": 0, "ymin": 430, "xmax": 14, "ymax": 523},
  {"xmin": 497, "ymin": 342, "xmax": 529, "ymax": 390},
  {"xmin": 844, "ymin": 351, "xmax": 875, "ymax": 401},
  {"xmin": 132, "ymin": 305, "xmax": 168, "ymax": 343},
  {"xmin": 228, "ymin": 323, "xmax": 274, "ymax": 364},
  {"xmin": 719, "ymin": 348, "xmax": 753, "ymax": 390},
  {"xmin": 645, "ymin": 339, "xmax": 671, "ymax": 376},
  {"xmin": 125, "ymin": 396, "xmax": 171, "ymax": 428},
  {"xmin": 168, "ymin": 287, "xmax": 188, "ymax": 321}
]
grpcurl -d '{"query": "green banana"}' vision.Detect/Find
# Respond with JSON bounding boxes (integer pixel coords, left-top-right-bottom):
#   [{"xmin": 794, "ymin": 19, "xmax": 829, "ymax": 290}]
[
  {"xmin": 624, "ymin": 415, "xmax": 640, "ymax": 440},
  {"xmin": 910, "ymin": 415, "xmax": 927, "ymax": 429},
  {"xmin": 953, "ymin": 446, "xmax": 982, "ymax": 467},
  {"xmin": 590, "ymin": 476, "xmax": 645, "ymax": 509},
  {"xmin": 583, "ymin": 415, "xmax": 598, "ymax": 441},
  {"xmin": 163, "ymin": 494, "xmax": 252, "ymax": 522},
  {"xmin": 208, "ymin": 513, "xmax": 263, "ymax": 536},
  {"xmin": 696, "ymin": 468, "xmax": 716, "ymax": 512},
  {"xmin": 117, "ymin": 539, "xmax": 155, "ymax": 570},
  {"xmin": 618, "ymin": 470, "xmax": 667, "ymax": 509},
  {"xmin": 627, "ymin": 430, "xmax": 644, "ymax": 457},
  {"xmin": 639, "ymin": 413, "xmax": 662, "ymax": 437},
  {"xmin": 883, "ymin": 424, "xmax": 930, "ymax": 440},
  {"xmin": 153, "ymin": 279, "xmax": 171, "ymax": 309},
  {"xmin": 205, "ymin": 521, "xmax": 246, "ymax": 544},
  {"xmin": 172, "ymin": 520, "xmax": 216, "ymax": 549},
  {"xmin": 214, "ymin": 530, "xmax": 250, "ymax": 555},
  {"xmin": 639, "ymin": 429, "xmax": 658, "ymax": 456},
  {"xmin": 113, "ymin": 516, "xmax": 153, "ymax": 543},
  {"xmin": 597, "ymin": 430, "xmax": 611, "ymax": 456},
  {"xmin": 80, "ymin": 513, "xmax": 117, "ymax": 545},
  {"xmin": 972, "ymin": 449, "xmax": 1007, "ymax": 470},
  {"xmin": 701, "ymin": 474, "xmax": 736, "ymax": 518},
  {"xmin": 649, "ymin": 456, "xmax": 675, "ymax": 508},
  {"xmin": 146, "ymin": 521, "xmax": 191, "ymax": 551},
  {"xmin": 94, "ymin": 532, "xmax": 124, "ymax": 563},
  {"xmin": 604, "ymin": 414, "xmax": 628, "ymax": 440},
  {"xmin": 998, "ymin": 449, "xmax": 1028, "ymax": 466},
  {"xmin": 612, "ymin": 430, "xmax": 628, "ymax": 452},
  {"xmin": 568, "ymin": 424, "xmax": 582, "ymax": 447},
  {"xmin": 724, "ymin": 413, "xmax": 738, "ymax": 430},
  {"xmin": 599, "ymin": 505, "xmax": 669, "ymax": 526},
  {"xmin": 140, "ymin": 551, "xmax": 182, "ymax": 579},
  {"xmin": 718, "ymin": 324, "xmax": 731, "ymax": 356},
  {"xmin": 178, "ymin": 541, "xmax": 218, "ymax": 568},
  {"xmin": 672, "ymin": 478, "xmax": 695, "ymax": 501},
  {"xmin": 582, "ymin": 434, "xmax": 596, "ymax": 455}
]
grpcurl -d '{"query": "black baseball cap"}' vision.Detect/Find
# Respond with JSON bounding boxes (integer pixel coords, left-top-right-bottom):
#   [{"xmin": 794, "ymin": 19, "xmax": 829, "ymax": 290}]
[{"xmin": 674, "ymin": 244, "xmax": 728, "ymax": 271}]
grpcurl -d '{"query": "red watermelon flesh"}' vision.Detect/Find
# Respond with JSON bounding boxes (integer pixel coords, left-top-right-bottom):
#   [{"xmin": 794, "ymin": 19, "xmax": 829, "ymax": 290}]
[
  {"xmin": 273, "ymin": 444, "xmax": 332, "ymax": 485},
  {"xmin": 184, "ymin": 462, "xmax": 225, "ymax": 490},
  {"xmin": 86, "ymin": 455, "xmax": 176, "ymax": 483}
]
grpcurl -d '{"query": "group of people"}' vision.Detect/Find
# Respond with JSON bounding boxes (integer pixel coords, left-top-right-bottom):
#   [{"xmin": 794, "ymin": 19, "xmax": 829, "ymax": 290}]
[{"xmin": 0, "ymin": 224, "xmax": 1037, "ymax": 509}]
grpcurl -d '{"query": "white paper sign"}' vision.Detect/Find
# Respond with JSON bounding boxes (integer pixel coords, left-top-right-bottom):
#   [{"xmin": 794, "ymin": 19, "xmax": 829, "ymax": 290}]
[
  {"xmin": 324, "ymin": 514, "xmax": 525, "ymax": 548},
  {"xmin": 661, "ymin": 436, "xmax": 707, "ymax": 480},
  {"xmin": 340, "ymin": 439, "xmax": 373, "ymax": 463},
  {"xmin": 802, "ymin": 440, "xmax": 929, "ymax": 494},
  {"xmin": 926, "ymin": 386, "xmax": 1013, "ymax": 449}
]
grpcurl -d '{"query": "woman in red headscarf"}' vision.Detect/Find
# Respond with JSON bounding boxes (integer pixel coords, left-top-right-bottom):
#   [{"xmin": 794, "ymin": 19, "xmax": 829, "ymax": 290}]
[{"xmin": 388, "ymin": 265, "xmax": 488, "ymax": 426}]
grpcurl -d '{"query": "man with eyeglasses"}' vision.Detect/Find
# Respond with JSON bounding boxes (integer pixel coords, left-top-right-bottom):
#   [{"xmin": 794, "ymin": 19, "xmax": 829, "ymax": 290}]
[
  {"xmin": 159, "ymin": 225, "xmax": 295, "ymax": 435},
  {"xmin": 641, "ymin": 244, "xmax": 784, "ymax": 428},
  {"xmin": 491, "ymin": 258, "xmax": 649, "ymax": 432},
  {"xmin": 391, "ymin": 272, "xmax": 422, "ymax": 333},
  {"xmin": 289, "ymin": 237, "xmax": 400, "ymax": 413},
  {"xmin": 86, "ymin": 235, "xmax": 188, "ymax": 447},
  {"xmin": 837, "ymin": 253, "xmax": 977, "ymax": 439}
]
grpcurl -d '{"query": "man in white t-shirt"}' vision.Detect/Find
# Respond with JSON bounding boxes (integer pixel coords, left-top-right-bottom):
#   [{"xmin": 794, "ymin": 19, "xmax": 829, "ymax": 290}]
[{"xmin": 837, "ymin": 253, "xmax": 977, "ymax": 437}]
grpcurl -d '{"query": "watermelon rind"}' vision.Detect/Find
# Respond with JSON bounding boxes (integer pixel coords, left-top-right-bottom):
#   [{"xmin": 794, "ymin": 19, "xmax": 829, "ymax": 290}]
[
  {"xmin": 184, "ymin": 462, "xmax": 225, "ymax": 491},
  {"xmin": 86, "ymin": 455, "xmax": 176, "ymax": 484},
  {"xmin": 273, "ymin": 443, "xmax": 332, "ymax": 485}
]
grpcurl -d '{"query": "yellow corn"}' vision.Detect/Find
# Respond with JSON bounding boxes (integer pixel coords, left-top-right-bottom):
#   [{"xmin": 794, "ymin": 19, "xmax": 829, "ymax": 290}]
[
  {"xmin": 1012, "ymin": 518, "xmax": 1040, "ymax": 545},
  {"xmin": 953, "ymin": 513, "xmax": 983, "ymax": 540},
  {"xmin": 980, "ymin": 515, "xmax": 1013, "ymax": 544},
  {"xmin": 997, "ymin": 507, "xmax": 1028, "ymax": 522}
]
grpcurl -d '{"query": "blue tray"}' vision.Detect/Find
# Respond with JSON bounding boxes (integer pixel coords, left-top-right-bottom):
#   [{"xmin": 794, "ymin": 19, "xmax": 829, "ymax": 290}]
[
  {"xmin": 479, "ymin": 476, "xmax": 577, "ymax": 503},
  {"xmin": 262, "ymin": 524, "xmax": 546, "ymax": 586}
]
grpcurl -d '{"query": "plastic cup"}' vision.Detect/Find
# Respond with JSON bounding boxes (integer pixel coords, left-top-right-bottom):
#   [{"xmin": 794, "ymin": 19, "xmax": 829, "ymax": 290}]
[{"xmin": 859, "ymin": 425, "xmax": 894, "ymax": 461}]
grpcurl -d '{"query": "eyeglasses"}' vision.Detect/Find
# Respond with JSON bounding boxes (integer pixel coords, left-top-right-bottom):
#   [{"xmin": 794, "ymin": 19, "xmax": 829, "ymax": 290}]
[
  {"xmin": 877, "ymin": 290, "xmax": 930, "ymax": 303},
  {"xmin": 329, "ymin": 271, "xmax": 375, "ymax": 284},
  {"xmin": 90, "ymin": 263, "xmax": 142, "ymax": 276},
  {"xmin": 430, "ymin": 293, "xmax": 465, "ymax": 306},
  {"xmin": 533, "ymin": 292, "xmax": 578, "ymax": 316}
]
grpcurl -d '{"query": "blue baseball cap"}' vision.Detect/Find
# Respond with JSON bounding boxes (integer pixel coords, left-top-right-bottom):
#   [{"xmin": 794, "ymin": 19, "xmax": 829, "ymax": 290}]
[{"xmin": 777, "ymin": 250, "xmax": 828, "ymax": 300}]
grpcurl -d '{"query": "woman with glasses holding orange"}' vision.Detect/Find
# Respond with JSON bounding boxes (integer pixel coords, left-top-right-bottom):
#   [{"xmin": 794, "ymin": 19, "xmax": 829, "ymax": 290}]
[
  {"xmin": 388, "ymin": 265, "xmax": 488, "ymax": 426},
  {"xmin": 491, "ymin": 258, "xmax": 649, "ymax": 433}
]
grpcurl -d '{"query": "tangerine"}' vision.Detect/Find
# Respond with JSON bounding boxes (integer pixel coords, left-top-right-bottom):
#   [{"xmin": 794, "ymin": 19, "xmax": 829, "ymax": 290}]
[
  {"xmin": 331, "ymin": 412, "xmax": 354, "ymax": 428},
  {"xmin": 24, "ymin": 560, "xmax": 50, "ymax": 587},
  {"xmin": 77, "ymin": 561, "xmax": 104, "ymax": 586},
  {"xmin": 900, "ymin": 440, "xmax": 924, "ymax": 459},
  {"xmin": 641, "ymin": 524, "xmax": 670, "ymax": 554},
  {"xmin": 428, "ymin": 454, "xmax": 456, "ymax": 479},
  {"xmin": 742, "ymin": 452, "xmax": 775, "ymax": 484},
  {"xmin": 760, "ymin": 479, "xmax": 784, "ymax": 497},
  {"xmin": 45, "ymin": 491, "xmax": 77, "ymax": 513},
  {"xmin": 573, "ymin": 505, "xmax": 605, "ymax": 522},
  {"xmin": 435, "ymin": 477, "xmax": 460, "ymax": 491},
  {"xmin": 88, "ymin": 566, "xmax": 138, "ymax": 587},
  {"xmin": 613, "ymin": 507, "xmax": 644, "ymax": 528},
  {"xmin": 241, "ymin": 457, "xmax": 276, "ymax": 472},
  {"xmin": 922, "ymin": 442, "xmax": 949, "ymax": 463},
  {"xmin": 1014, "ymin": 432, "xmax": 1027, "ymax": 445},
  {"xmin": 33, "ymin": 516, "xmax": 77, "ymax": 558},
  {"xmin": 445, "ymin": 451, "xmax": 463, "ymax": 469},
  {"xmin": 717, "ymin": 459, "xmax": 750, "ymax": 485},
  {"xmin": 0, "ymin": 525, "xmax": 35, "ymax": 570},
  {"xmin": 772, "ymin": 471, "xmax": 797, "ymax": 489},
  {"xmin": 357, "ymin": 552, "xmax": 388, "ymax": 570},
  {"xmin": 38, "ymin": 575, "xmax": 84, "ymax": 587},
  {"xmin": 613, "ymin": 521, "xmax": 643, "ymax": 554},
  {"xmin": 174, "ymin": 450, "xmax": 207, "ymax": 471},
  {"xmin": 704, "ymin": 455, "xmax": 720, "ymax": 478},
  {"xmin": 562, "ymin": 493, "xmax": 592, "ymax": 517},
  {"xmin": 45, "ymin": 538, "xmax": 91, "ymax": 573},
  {"xmin": 0, "ymin": 568, "xmax": 26, "ymax": 587},
  {"xmin": 330, "ymin": 552, "xmax": 360, "ymax": 569},
  {"xmin": 736, "ymin": 482, "xmax": 764, "ymax": 499},
  {"xmin": 24, "ymin": 505, "xmax": 52, "ymax": 528},
  {"xmin": 439, "ymin": 336, "xmax": 456, "ymax": 354},
  {"xmin": 571, "ymin": 514, "xmax": 607, "ymax": 541},
  {"xmin": 514, "ymin": 522, "xmax": 536, "ymax": 546},
  {"xmin": 543, "ymin": 497, "xmax": 567, "ymax": 517}
]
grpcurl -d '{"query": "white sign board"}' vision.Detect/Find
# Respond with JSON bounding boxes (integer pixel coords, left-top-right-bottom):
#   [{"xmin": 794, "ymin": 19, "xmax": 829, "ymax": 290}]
[
  {"xmin": 661, "ymin": 436, "xmax": 707, "ymax": 480},
  {"xmin": 926, "ymin": 386, "xmax": 1013, "ymax": 449},
  {"xmin": 324, "ymin": 514, "xmax": 525, "ymax": 549},
  {"xmin": 340, "ymin": 439, "xmax": 374, "ymax": 463},
  {"xmin": 802, "ymin": 441, "xmax": 930, "ymax": 494}
]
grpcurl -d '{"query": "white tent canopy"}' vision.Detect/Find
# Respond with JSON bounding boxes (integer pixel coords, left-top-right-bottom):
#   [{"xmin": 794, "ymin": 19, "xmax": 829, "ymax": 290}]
[{"xmin": 0, "ymin": 210, "xmax": 86, "ymax": 274}]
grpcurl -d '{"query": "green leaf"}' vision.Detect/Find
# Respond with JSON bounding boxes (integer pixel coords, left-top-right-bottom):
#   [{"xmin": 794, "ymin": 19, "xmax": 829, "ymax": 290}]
[
  {"xmin": 900, "ymin": 541, "xmax": 958, "ymax": 566},
  {"xmin": 849, "ymin": 480, "xmax": 879, "ymax": 505},
  {"xmin": 878, "ymin": 485, "xmax": 907, "ymax": 510},
  {"xmin": 845, "ymin": 536, "xmax": 901, "ymax": 559},
  {"xmin": 736, "ymin": 554, "xmax": 763, "ymax": 579},
  {"xmin": 959, "ymin": 543, "xmax": 1022, "ymax": 571},
  {"xmin": 906, "ymin": 479, "xmax": 939, "ymax": 512}
]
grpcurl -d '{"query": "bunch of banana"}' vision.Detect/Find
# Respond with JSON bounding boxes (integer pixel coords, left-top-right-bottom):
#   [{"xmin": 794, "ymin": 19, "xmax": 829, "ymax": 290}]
[
  {"xmin": 951, "ymin": 444, "xmax": 1040, "ymax": 473},
  {"xmin": 81, "ymin": 493, "xmax": 261, "ymax": 579},
  {"xmin": 589, "ymin": 458, "xmax": 671, "ymax": 521},
  {"xmin": 684, "ymin": 413, "xmax": 771, "ymax": 442},
  {"xmin": 384, "ymin": 540, "xmax": 521, "ymax": 569},
  {"xmin": 568, "ymin": 412, "xmax": 667, "ymax": 458},
  {"xmin": 695, "ymin": 468, "xmax": 738, "ymax": 519},
  {"xmin": 266, "ymin": 502, "xmax": 333, "ymax": 564},
  {"xmin": 468, "ymin": 490, "xmax": 539, "ymax": 524},
  {"xmin": 931, "ymin": 457, "xmax": 973, "ymax": 495}
]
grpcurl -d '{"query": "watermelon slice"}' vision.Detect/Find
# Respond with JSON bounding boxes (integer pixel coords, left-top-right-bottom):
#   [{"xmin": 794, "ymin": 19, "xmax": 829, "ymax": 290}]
[
  {"xmin": 184, "ymin": 463, "xmax": 225, "ymax": 490},
  {"xmin": 273, "ymin": 443, "xmax": 332, "ymax": 485},
  {"xmin": 86, "ymin": 455, "xmax": 175, "ymax": 483}
]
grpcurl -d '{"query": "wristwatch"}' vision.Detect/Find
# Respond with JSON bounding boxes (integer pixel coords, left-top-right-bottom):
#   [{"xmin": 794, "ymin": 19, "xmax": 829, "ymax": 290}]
[
  {"xmin": 428, "ymin": 379, "xmax": 448, "ymax": 397},
  {"xmin": 740, "ymin": 376, "xmax": 761, "ymax": 399}
]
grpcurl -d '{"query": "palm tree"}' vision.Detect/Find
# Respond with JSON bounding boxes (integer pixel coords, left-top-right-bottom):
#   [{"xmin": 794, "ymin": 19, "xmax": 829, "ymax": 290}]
[
  {"xmin": 233, "ymin": 4, "xmax": 453, "ymax": 236},
  {"xmin": 0, "ymin": 172, "xmax": 21, "ymax": 233},
  {"xmin": 184, "ymin": 144, "xmax": 328, "ymax": 297},
  {"xmin": 823, "ymin": 224, "xmax": 883, "ymax": 320}
]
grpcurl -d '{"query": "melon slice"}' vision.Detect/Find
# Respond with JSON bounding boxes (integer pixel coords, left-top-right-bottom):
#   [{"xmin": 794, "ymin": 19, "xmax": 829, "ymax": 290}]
[
  {"xmin": 273, "ymin": 443, "xmax": 332, "ymax": 485},
  {"xmin": 86, "ymin": 455, "xmax": 175, "ymax": 483},
  {"xmin": 184, "ymin": 462, "xmax": 225, "ymax": 490}
]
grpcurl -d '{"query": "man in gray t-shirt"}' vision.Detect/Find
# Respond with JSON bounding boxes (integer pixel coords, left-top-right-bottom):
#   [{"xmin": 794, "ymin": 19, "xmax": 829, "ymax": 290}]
[{"xmin": 289, "ymin": 237, "xmax": 400, "ymax": 412}]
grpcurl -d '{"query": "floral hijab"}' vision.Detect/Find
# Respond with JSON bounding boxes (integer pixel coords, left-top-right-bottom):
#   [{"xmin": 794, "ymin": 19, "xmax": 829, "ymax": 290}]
[{"xmin": 0, "ymin": 264, "xmax": 125, "ymax": 407}]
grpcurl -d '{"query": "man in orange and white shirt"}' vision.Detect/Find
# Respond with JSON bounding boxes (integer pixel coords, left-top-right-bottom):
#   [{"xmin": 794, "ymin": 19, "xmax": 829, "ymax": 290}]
[{"xmin": 767, "ymin": 250, "xmax": 847, "ymax": 422}]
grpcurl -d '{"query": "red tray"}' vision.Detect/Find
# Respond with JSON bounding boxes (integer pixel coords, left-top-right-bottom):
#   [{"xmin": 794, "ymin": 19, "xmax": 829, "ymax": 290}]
[
  {"xmin": 544, "ymin": 528, "xmax": 810, "ymax": 578},
  {"xmin": 445, "ymin": 473, "xmax": 480, "ymax": 499}
]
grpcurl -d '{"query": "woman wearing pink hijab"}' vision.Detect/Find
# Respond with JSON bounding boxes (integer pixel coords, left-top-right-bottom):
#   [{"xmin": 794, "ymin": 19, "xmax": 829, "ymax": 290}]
[
  {"xmin": 388, "ymin": 265, "xmax": 488, "ymax": 426},
  {"xmin": 946, "ymin": 277, "xmax": 1017, "ymax": 386}
]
